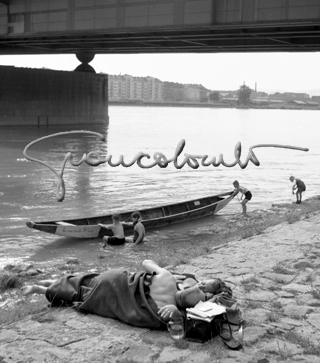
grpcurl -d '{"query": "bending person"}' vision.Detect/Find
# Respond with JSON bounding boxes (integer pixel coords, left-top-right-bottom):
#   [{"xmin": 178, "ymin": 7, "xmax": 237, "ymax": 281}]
[
  {"xmin": 289, "ymin": 176, "xmax": 306, "ymax": 204},
  {"xmin": 22, "ymin": 260, "xmax": 205, "ymax": 329},
  {"xmin": 233, "ymin": 180, "xmax": 252, "ymax": 217}
]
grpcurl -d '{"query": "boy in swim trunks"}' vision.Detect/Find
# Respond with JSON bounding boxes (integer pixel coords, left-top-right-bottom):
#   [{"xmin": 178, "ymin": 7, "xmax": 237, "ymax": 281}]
[
  {"xmin": 233, "ymin": 180, "xmax": 252, "ymax": 217},
  {"xmin": 99, "ymin": 213, "xmax": 126, "ymax": 247},
  {"xmin": 125, "ymin": 211, "xmax": 145, "ymax": 245},
  {"xmin": 289, "ymin": 176, "xmax": 306, "ymax": 204}
]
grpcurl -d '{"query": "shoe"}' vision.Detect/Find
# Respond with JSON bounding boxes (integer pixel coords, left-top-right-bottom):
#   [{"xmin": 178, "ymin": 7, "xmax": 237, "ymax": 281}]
[{"xmin": 221, "ymin": 336, "xmax": 243, "ymax": 350}]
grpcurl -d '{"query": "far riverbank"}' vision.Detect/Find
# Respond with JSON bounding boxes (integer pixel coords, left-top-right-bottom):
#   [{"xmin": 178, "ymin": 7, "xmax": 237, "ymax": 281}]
[{"xmin": 109, "ymin": 100, "xmax": 320, "ymax": 111}]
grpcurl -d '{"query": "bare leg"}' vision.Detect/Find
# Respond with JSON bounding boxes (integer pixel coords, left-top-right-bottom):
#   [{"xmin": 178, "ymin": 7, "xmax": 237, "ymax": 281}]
[
  {"xmin": 22, "ymin": 285, "xmax": 47, "ymax": 296},
  {"xmin": 241, "ymin": 200, "xmax": 248, "ymax": 216},
  {"xmin": 102, "ymin": 236, "xmax": 108, "ymax": 248},
  {"xmin": 38, "ymin": 279, "xmax": 57, "ymax": 287},
  {"xmin": 125, "ymin": 237, "xmax": 134, "ymax": 243}
]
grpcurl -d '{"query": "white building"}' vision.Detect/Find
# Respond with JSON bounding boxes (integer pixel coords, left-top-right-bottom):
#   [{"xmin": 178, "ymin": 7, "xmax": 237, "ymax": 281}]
[{"xmin": 107, "ymin": 74, "xmax": 163, "ymax": 101}]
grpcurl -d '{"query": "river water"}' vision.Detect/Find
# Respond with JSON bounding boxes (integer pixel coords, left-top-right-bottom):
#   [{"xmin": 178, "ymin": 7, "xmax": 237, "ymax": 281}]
[{"xmin": 0, "ymin": 106, "xmax": 319, "ymax": 268}]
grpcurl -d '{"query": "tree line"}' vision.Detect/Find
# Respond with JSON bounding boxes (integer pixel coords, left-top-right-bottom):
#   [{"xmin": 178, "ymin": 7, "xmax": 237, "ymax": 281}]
[{"xmin": 207, "ymin": 85, "xmax": 251, "ymax": 106}]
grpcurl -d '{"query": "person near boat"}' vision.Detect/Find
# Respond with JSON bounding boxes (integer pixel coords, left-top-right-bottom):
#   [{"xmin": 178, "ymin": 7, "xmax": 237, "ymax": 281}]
[
  {"xmin": 125, "ymin": 211, "xmax": 145, "ymax": 245},
  {"xmin": 233, "ymin": 180, "xmax": 252, "ymax": 217},
  {"xmin": 99, "ymin": 213, "xmax": 126, "ymax": 246},
  {"xmin": 289, "ymin": 176, "xmax": 306, "ymax": 204},
  {"xmin": 21, "ymin": 260, "xmax": 205, "ymax": 329}
]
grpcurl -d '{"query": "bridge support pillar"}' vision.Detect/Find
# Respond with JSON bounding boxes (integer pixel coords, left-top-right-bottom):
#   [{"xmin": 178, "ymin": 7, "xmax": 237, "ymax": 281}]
[{"xmin": 75, "ymin": 52, "xmax": 96, "ymax": 73}]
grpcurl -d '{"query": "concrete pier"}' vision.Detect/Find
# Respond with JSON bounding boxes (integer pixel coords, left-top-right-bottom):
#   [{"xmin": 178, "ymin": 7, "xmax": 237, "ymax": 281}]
[{"xmin": 0, "ymin": 66, "xmax": 108, "ymax": 126}]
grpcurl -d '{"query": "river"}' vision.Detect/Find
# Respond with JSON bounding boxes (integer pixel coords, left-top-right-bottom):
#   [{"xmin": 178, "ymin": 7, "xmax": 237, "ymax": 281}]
[{"xmin": 0, "ymin": 106, "xmax": 319, "ymax": 268}]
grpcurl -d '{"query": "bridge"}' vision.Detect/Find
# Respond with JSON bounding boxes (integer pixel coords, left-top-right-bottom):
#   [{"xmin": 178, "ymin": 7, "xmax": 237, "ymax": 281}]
[
  {"xmin": 0, "ymin": 0, "xmax": 319, "ymax": 126},
  {"xmin": 0, "ymin": 0, "xmax": 320, "ymax": 61}
]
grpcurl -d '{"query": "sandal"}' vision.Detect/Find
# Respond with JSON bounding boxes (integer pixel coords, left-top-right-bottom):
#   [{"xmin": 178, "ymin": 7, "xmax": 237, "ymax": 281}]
[{"xmin": 221, "ymin": 336, "xmax": 243, "ymax": 350}]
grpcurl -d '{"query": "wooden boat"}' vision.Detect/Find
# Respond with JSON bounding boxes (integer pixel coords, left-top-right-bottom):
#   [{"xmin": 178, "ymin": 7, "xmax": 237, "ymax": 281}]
[{"xmin": 26, "ymin": 190, "xmax": 238, "ymax": 239}]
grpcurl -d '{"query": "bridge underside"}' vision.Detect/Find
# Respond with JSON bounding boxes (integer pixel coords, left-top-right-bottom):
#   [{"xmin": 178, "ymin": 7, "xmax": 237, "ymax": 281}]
[
  {"xmin": 0, "ymin": 0, "xmax": 320, "ymax": 55},
  {"xmin": 1, "ymin": 21, "xmax": 320, "ymax": 55}
]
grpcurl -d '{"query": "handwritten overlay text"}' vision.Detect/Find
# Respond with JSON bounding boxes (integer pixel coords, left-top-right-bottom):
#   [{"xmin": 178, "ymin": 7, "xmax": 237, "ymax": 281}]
[{"xmin": 23, "ymin": 130, "xmax": 309, "ymax": 202}]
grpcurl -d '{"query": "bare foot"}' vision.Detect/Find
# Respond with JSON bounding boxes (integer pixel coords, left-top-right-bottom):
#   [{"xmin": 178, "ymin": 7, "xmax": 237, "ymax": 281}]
[
  {"xmin": 22, "ymin": 285, "xmax": 36, "ymax": 296},
  {"xmin": 22, "ymin": 285, "xmax": 47, "ymax": 296},
  {"xmin": 38, "ymin": 279, "xmax": 57, "ymax": 287}
]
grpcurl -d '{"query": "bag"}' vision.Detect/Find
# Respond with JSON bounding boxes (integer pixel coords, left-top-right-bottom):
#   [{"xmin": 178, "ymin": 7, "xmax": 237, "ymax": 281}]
[
  {"xmin": 185, "ymin": 313, "xmax": 222, "ymax": 343},
  {"xmin": 185, "ymin": 311, "xmax": 244, "ymax": 350}
]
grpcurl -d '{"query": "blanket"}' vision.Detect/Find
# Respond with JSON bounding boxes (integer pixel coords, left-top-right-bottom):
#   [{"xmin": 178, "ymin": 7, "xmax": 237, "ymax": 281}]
[{"xmin": 45, "ymin": 269, "xmax": 165, "ymax": 329}]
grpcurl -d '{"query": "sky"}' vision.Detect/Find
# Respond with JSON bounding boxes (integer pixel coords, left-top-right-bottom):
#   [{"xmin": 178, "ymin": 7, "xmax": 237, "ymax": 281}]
[{"xmin": 1, "ymin": 52, "xmax": 320, "ymax": 96}]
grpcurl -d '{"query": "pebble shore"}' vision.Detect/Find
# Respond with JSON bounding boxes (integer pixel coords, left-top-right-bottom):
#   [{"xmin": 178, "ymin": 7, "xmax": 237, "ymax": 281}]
[{"xmin": 1, "ymin": 197, "xmax": 320, "ymax": 363}]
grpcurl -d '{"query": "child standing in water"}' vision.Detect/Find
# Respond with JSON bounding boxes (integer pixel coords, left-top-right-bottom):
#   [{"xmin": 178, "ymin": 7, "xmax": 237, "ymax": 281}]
[
  {"xmin": 289, "ymin": 176, "xmax": 306, "ymax": 204},
  {"xmin": 233, "ymin": 180, "xmax": 252, "ymax": 217}
]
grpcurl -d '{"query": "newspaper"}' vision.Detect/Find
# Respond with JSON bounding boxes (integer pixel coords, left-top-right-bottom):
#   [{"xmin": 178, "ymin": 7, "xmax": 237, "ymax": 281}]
[{"xmin": 186, "ymin": 301, "xmax": 226, "ymax": 322}]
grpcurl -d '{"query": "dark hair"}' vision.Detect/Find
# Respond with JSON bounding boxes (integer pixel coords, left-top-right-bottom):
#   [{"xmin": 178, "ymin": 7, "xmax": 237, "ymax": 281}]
[
  {"xmin": 233, "ymin": 180, "xmax": 239, "ymax": 186},
  {"xmin": 131, "ymin": 211, "xmax": 141, "ymax": 219},
  {"xmin": 112, "ymin": 213, "xmax": 120, "ymax": 221}
]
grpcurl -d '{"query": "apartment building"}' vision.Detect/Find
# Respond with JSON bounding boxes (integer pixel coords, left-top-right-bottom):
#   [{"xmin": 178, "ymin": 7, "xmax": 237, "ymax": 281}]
[{"xmin": 107, "ymin": 74, "xmax": 163, "ymax": 101}]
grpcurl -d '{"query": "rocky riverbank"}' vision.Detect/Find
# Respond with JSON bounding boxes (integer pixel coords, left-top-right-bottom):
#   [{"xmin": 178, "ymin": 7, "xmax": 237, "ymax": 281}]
[{"xmin": 1, "ymin": 196, "xmax": 320, "ymax": 362}]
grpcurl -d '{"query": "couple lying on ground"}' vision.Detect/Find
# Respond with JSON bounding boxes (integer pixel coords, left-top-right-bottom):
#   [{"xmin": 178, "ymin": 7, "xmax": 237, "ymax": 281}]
[{"xmin": 22, "ymin": 259, "xmax": 231, "ymax": 329}]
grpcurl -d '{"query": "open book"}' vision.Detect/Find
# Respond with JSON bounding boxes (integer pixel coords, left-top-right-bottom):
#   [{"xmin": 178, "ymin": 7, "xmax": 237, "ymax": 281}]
[{"xmin": 186, "ymin": 301, "xmax": 226, "ymax": 322}]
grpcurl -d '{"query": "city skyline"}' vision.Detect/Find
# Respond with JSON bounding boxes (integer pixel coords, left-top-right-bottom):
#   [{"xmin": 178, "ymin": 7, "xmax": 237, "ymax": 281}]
[{"xmin": 1, "ymin": 52, "xmax": 320, "ymax": 96}]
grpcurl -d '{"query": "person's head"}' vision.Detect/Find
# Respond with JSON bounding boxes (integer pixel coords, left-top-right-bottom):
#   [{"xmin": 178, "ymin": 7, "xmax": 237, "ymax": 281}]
[
  {"xmin": 289, "ymin": 176, "xmax": 295, "ymax": 182},
  {"xmin": 233, "ymin": 180, "xmax": 239, "ymax": 188},
  {"xmin": 175, "ymin": 285, "xmax": 206, "ymax": 309},
  {"xmin": 131, "ymin": 211, "xmax": 141, "ymax": 222},
  {"xmin": 197, "ymin": 279, "xmax": 222, "ymax": 294},
  {"xmin": 112, "ymin": 213, "xmax": 121, "ymax": 222}
]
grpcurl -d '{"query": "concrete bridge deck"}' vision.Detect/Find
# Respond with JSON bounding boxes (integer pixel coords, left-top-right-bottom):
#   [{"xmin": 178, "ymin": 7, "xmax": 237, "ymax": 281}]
[{"xmin": 0, "ymin": 0, "xmax": 320, "ymax": 55}]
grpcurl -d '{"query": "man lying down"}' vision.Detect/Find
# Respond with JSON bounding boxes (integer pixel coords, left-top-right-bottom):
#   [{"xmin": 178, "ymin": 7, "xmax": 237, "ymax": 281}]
[{"xmin": 22, "ymin": 260, "xmax": 216, "ymax": 329}]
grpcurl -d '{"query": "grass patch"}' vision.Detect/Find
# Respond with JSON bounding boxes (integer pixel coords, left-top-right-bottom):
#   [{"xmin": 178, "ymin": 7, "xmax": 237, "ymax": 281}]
[
  {"xmin": 305, "ymin": 273, "xmax": 315, "ymax": 283},
  {"xmin": 270, "ymin": 301, "xmax": 282, "ymax": 310},
  {"xmin": 293, "ymin": 261, "xmax": 314, "ymax": 270},
  {"xmin": 310, "ymin": 287, "xmax": 320, "ymax": 299},
  {"xmin": 0, "ymin": 298, "xmax": 48, "ymax": 325},
  {"xmin": 240, "ymin": 276, "xmax": 260, "ymax": 293},
  {"xmin": 277, "ymin": 340, "xmax": 293, "ymax": 360},
  {"xmin": 0, "ymin": 272, "xmax": 22, "ymax": 292},
  {"xmin": 272, "ymin": 263, "xmax": 293, "ymax": 275},
  {"xmin": 266, "ymin": 311, "xmax": 281, "ymax": 322},
  {"xmin": 284, "ymin": 331, "xmax": 320, "ymax": 356},
  {"xmin": 246, "ymin": 300, "xmax": 264, "ymax": 309},
  {"xmin": 241, "ymin": 227, "xmax": 262, "ymax": 239},
  {"xmin": 274, "ymin": 277, "xmax": 287, "ymax": 284},
  {"xmin": 285, "ymin": 212, "xmax": 301, "ymax": 224},
  {"xmin": 290, "ymin": 313, "xmax": 302, "ymax": 320},
  {"xmin": 242, "ymin": 276, "xmax": 260, "ymax": 284}
]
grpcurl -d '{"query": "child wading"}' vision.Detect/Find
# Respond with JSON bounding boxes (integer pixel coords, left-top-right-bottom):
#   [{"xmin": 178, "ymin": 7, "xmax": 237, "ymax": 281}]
[
  {"xmin": 233, "ymin": 180, "xmax": 252, "ymax": 217},
  {"xmin": 289, "ymin": 176, "xmax": 306, "ymax": 204}
]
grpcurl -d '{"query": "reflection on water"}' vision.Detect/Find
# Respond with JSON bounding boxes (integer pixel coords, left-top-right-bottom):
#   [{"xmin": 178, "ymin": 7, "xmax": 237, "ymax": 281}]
[{"xmin": 0, "ymin": 107, "xmax": 319, "ymax": 268}]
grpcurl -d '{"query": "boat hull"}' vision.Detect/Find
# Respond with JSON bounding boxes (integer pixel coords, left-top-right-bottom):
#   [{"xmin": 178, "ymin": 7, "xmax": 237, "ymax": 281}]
[{"xmin": 26, "ymin": 190, "xmax": 238, "ymax": 239}]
